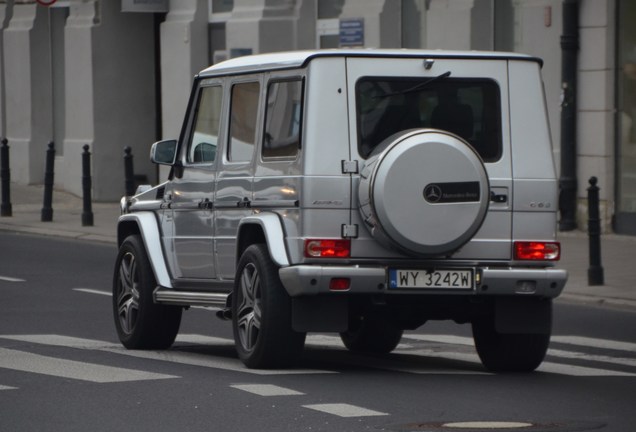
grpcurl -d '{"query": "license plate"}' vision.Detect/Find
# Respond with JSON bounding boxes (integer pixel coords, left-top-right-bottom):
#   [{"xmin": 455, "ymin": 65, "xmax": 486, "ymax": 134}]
[{"xmin": 389, "ymin": 269, "xmax": 473, "ymax": 289}]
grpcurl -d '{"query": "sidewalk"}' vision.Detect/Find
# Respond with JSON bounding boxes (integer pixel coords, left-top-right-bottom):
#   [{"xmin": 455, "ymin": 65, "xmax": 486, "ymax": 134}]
[{"xmin": 1, "ymin": 183, "xmax": 635, "ymax": 310}]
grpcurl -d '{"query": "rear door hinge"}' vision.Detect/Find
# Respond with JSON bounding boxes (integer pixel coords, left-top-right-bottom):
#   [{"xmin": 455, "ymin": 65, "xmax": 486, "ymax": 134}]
[{"xmin": 341, "ymin": 160, "xmax": 359, "ymax": 174}]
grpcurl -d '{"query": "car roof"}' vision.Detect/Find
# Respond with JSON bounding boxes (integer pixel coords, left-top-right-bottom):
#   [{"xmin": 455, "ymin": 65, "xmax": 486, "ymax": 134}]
[{"xmin": 198, "ymin": 49, "xmax": 542, "ymax": 78}]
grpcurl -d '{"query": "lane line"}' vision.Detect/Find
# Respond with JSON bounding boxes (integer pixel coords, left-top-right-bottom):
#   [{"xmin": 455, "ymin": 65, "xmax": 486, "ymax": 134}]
[
  {"xmin": 0, "ymin": 348, "xmax": 178, "ymax": 383},
  {"xmin": 73, "ymin": 288, "xmax": 111, "ymax": 296},
  {"xmin": 0, "ymin": 385, "xmax": 18, "ymax": 390},
  {"xmin": 231, "ymin": 384, "xmax": 304, "ymax": 396},
  {"xmin": 303, "ymin": 403, "xmax": 388, "ymax": 418},
  {"xmin": 0, "ymin": 276, "xmax": 25, "ymax": 282}
]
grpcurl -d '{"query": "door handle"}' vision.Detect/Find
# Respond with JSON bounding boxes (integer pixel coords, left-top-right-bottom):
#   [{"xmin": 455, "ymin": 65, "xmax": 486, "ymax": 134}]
[
  {"xmin": 490, "ymin": 191, "xmax": 508, "ymax": 203},
  {"xmin": 237, "ymin": 197, "xmax": 251, "ymax": 208},
  {"xmin": 198, "ymin": 198, "xmax": 213, "ymax": 210}
]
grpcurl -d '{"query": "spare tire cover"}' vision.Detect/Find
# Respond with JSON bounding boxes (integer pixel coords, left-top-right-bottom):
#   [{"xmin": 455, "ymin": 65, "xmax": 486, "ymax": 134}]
[{"xmin": 358, "ymin": 129, "xmax": 489, "ymax": 256}]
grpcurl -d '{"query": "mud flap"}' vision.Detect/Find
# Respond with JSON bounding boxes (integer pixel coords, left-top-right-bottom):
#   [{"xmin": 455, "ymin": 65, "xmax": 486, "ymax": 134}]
[
  {"xmin": 291, "ymin": 296, "xmax": 348, "ymax": 332},
  {"xmin": 494, "ymin": 297, "xmax": 552, "ymax": 334}
]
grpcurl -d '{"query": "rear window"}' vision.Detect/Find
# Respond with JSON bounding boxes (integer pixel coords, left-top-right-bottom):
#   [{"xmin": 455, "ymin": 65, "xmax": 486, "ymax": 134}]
[{"xmin": 356, "ymin": 77, "xmax": 502, "ymax": 162}]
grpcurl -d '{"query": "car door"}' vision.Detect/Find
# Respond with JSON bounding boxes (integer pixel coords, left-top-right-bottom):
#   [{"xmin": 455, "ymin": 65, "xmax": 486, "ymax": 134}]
[
  {"xmin": 161, "ymin": 81, "xmax": 225, "ymax": 282},
  {"xmin": 214, "ymin": 78, "xmax": 261, "ymax": 280},
  {"xmin": 346, "ymin": 56, "xmax": 513, "ymax": 260}
]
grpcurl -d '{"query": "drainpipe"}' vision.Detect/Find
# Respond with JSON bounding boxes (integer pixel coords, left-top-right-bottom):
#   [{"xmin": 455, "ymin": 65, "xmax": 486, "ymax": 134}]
[{"xmin": 558, "ymin": 0, "xmax": 579, "ymax": 231}]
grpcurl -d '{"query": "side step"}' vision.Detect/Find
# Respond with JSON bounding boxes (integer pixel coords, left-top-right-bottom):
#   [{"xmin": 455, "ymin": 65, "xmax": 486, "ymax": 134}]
[{"xmin": 154, "ymin": 288, "xmax": 229, "ymax": 308}]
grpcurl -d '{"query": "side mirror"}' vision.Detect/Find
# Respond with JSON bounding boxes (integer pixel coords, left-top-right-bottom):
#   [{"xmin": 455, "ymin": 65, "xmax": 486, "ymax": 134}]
[{"xmin": 150, "ymin": 140, "xmax": 178, "ymax": 165}]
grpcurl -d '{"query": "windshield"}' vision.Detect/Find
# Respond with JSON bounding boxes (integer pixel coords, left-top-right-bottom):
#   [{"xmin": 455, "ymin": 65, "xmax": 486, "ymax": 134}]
[{"xmin": 356, "ymin": 77, "xmax": 502, "ymax": 162}]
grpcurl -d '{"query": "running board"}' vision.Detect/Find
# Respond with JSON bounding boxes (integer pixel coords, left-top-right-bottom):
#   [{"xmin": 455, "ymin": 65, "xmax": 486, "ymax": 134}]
[{"xmin": 154, "ymin": 288, "xmax": 229, "ymax": 308}]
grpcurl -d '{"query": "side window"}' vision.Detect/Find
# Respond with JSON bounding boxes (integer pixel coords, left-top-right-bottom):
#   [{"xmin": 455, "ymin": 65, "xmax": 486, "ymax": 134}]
[
  {"xmin": 229, "ymin": 81, "xmax": 260, "ymax": 162},
  {"xmin": 187, "ymin": 85, "xmax": 223, "ymax": 164},
  {"xmin": 263, "ymin": 79, "xmax": 302, "ymax": 159}
]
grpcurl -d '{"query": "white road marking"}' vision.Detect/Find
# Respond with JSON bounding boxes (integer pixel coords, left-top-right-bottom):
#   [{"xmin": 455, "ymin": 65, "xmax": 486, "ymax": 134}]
[
  {"xmin": 0, "ymin": 385, "xmax": 17, "ymax": 390},
  {"xmin": 551, "ymin": 335, "xmax": 636, "ymax": 353},
  {"xmin": 303, "ymin": 403, "xmax": 388, "ymax": 418},
  {"xmin": 0, "ymin": 334, "xmax": 335, "ymax": 376},
  {"xmin": 403, "ymin": 334, "xmax": 474, "ymax": 346},
  {"xmin": 73, "ymin": 288, "xmax": 111, "ymax": 296},
  {"xmin": 307, "ymin": 334, "xmax": 412, "ymax": 350},
  {"xmin": 176, "ymin": 334, "xmax": 235, "ymax": 346},
  {"xmin": 537, "ymin": 362, "xmax": 636, "ymax": 377},
  {"xmin": 547, "ymin": 348, "xmax": 636, "ymax": 368},
  {"xmin": 0, "ymin": 276, "xmax": 25, "ymax": 282},
  {"xmin": 2, "ymin": 333, "xmax": 635, "ymax": 378},
  {"xmin": 231, "ymin": 384, "xmax": 304, "ymax": 396},
  {"xmin": 0, "ymin": 348, "xmax": 177, "ymax": 383}
]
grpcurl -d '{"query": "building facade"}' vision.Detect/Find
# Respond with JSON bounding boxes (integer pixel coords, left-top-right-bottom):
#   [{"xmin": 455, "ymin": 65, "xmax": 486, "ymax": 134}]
[{"xmin": 0, "ymin": 0, "xmax": 633, "ymax": 235}]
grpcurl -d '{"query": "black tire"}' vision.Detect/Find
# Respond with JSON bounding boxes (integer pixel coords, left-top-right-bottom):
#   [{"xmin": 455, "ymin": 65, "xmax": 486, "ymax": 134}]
[
  {"xmin": 340, "ymin": 315, "xmax": 403, "ymax": 354},
  {"xmin": 472, "ymin": 314, "xmax": 550, "ymax": 373},
  {"xmin": 113, "ymin": 235, "xmax": 182, "ymax": 349},
  {"xmin": 232, "ymin": 244, "xmax": 306, "ymax": 368}
]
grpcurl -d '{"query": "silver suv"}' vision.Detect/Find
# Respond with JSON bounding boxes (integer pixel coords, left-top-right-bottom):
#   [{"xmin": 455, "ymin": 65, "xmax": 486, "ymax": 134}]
[{"xmin": 113, "ymin": 50, "xmax": 567, "ymax": 372}]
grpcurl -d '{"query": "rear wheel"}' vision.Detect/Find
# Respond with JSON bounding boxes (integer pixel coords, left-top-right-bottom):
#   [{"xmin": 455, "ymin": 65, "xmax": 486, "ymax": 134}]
[
  {"xmin": 340, "ymin": 314, "xmax": 403, "ymax": 354},
  {"xmin": 113, "ymin": 235, "xmax": 182, "ymax": 349},
  {"xmin": 232, "ymin": 244, "xmax": 306, "ymax": 368},
  {"xmin": 472, "ymin": 314, "xmax": 550, "ymax": 372}
]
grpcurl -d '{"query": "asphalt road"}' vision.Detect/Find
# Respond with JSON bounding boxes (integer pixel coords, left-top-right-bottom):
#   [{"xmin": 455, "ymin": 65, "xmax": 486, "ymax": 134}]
[{"xmin": 1, "ymin": 232, "xmax": 635, "ymax": 432}]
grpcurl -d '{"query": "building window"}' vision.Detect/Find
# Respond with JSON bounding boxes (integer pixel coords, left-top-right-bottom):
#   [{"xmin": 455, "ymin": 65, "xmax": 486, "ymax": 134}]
[{"xmin": 616, "ymin": 0, "xmax": 636, "ymax": 234}]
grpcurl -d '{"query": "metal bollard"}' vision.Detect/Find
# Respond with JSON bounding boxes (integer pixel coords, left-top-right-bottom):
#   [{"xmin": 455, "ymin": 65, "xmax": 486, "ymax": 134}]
[
  {"xmin": 41, "ymin": 141, "xmax": 55, "ymax": 222},
  {"xmin": 81, "ymin": 145, "xmax": 94, "ymax": 227},
  {"xmin": 1, "ymin": 138, "xmax": 12, "ymax": 217},
  {"xmin": 587, "ymin": 176, "xmax": 604, "ymax": 286},
  {"xmin": 124, "ymin": 146, "xmax": 135, "ymax": 196}
]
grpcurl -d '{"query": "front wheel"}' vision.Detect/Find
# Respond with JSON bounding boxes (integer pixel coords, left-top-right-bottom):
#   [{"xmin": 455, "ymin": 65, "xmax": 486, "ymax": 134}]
[
  {"xmin": 113, "ymin": 235, "xmax": 182, "ymax": 349},
  {"xmin": 232, "ymin": 244, "xmax": 305, "ymax": 369}
]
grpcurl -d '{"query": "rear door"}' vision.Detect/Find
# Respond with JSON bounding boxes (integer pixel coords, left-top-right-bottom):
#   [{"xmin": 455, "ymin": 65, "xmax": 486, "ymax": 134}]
[
  {"xmin": 214, "ymin": 77, "xmax": 261, "ymax": 280},
  {"xmin": 346, "ymin": 56, "xmax": 513, "ymax": 260}
]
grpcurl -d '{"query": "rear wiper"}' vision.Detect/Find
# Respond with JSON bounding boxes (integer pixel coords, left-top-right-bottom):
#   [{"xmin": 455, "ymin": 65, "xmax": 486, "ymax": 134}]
[{"xmin": 374, "ymin": 71, "xmax": 452, "ymax": 98}]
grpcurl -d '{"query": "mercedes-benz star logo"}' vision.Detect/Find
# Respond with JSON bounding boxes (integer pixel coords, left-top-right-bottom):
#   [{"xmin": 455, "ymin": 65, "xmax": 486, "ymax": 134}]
[{"xmin": 424, "ymin": 184, "xmax": 443, "ymax": 203}]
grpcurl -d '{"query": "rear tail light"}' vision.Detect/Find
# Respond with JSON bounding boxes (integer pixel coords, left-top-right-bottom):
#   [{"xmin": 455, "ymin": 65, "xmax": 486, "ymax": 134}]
[
  {"xmin": 304, "ymin": 239, "xmax": 351, "ymax": 258},
  {"xmin": 514, "ymin": 241, "xmax": 560, "ymax": 261}
]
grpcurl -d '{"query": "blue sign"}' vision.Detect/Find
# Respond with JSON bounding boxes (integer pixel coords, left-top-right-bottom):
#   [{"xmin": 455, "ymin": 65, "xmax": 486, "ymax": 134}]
[{"xmin": 339, "ymin": 18, "xmax": 364, "ymax": 47}]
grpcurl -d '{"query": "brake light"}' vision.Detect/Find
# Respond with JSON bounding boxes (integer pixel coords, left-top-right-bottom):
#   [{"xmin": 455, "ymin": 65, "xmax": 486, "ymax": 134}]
[
  {"xmin": 514, "ymin": 241, "xmax": 560, "ymax": 261},
  {"xmin": 304, "ymin": 239, "xmax": 351, "ymax": 258}
]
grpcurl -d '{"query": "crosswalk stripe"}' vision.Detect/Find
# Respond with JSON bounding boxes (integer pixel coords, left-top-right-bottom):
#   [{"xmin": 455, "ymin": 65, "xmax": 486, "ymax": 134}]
[
  {"xmin": 537, "ymin": 362, "xmax": 636, "ymax": 377},
  {"xmin": 0, "ymin": 348, "xmax": 178, "ymax": 383},
  {"xmin": 551, "ymin": 336, "xmax": 636, "ymax": 353},
  {"xmin": 2, "ymin": 333, "xmax": 635, "ymax": 378},
  {"xmin": 403, "ymin": 334, "xmax": 636, "ymax": 372},
  {"xmin": 231, "ymin": 384, "xmax": 304, "ymax": 396},
  {"xmin": 0, "ymin": 385, "xmax": 18, "ymax": 390},
  {"xmin": 0, "ymin": 334, "xmax": 335, "ymax": 376},
  {"xmin": 303, "ymin": 403, "xmax": 388, "ymax": 418}
]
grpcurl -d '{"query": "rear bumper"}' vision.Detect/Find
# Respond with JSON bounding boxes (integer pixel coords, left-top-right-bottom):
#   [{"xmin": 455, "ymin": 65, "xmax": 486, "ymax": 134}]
[{"xmin": 278, "ymin": 265, "xmax": 567, "ymax": 298}]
